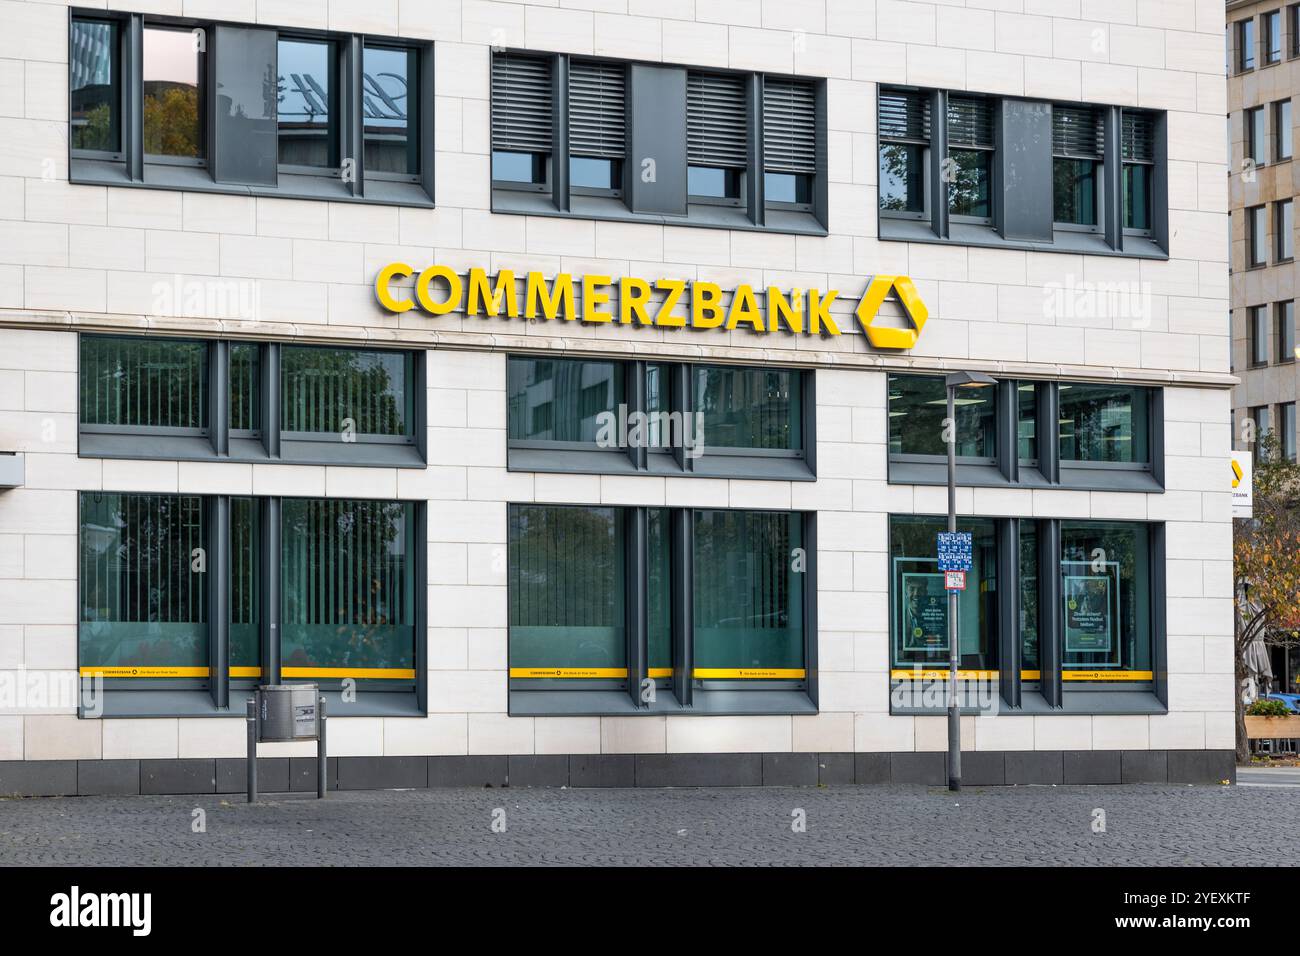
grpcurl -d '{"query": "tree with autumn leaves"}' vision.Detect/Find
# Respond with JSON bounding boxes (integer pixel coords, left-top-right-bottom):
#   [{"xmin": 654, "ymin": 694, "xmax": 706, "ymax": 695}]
[{"xmin": 1233, "ymin": 432, "xmax": 1300, "ymax": 761}]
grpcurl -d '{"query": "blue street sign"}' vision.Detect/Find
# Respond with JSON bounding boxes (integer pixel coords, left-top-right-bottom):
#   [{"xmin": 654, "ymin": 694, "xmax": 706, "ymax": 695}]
[{"xmin": 936, "ymin": 532, "xmax": 972, "ymax": 572}]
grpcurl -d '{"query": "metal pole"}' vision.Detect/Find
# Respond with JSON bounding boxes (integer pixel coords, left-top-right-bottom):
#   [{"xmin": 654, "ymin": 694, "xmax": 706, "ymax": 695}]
[
  {"xmin": 947, "ymin": 384, "xmax": 962, "ymax": 793},
  {"xmin": 317, "ymin": 696, "xmax": 327, "ymax": 799},
  {"xmin": 246, "ymin": 696, "xmax": 257, "ymax": 804}
]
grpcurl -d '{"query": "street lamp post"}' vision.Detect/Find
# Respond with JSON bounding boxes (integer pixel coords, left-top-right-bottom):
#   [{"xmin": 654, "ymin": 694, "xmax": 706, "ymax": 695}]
[{"xmin": 944, "ymin": 370, "xmax": 997, "ymax": 793}]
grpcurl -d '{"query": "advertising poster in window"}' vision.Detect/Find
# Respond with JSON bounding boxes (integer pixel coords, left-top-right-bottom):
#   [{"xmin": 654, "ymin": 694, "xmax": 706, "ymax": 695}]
[
  {"xmin": 1062, "ymin": 561, "xmax": 1119, "ymax": 656},
  {"xmin": 900, "ymin": 571, "xmax": 948, "ymax": 652}
]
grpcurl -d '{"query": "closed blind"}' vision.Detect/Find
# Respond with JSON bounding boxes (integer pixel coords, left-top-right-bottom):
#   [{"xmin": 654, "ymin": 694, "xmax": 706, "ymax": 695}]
[
  {"xmin": 569, "ymin": 60, "xmax": 625, "ymax": 158},
  {"xmin": 491, "ymin": 52, "xmax": 553, "ymax": 153},
  {"xmin": 1121, "ymin": 111, "xmax": 1155, "ymax": 163},
  {"xmin": 762, "ymin": 77, "xmax": 817, "ymax": 174},
  {"xmin": 688, "ymin": 71, "xmax": 748, "ymax": 169},
  {"xmin": 1053, "ymin": 106, "xmax": 1104, "ymax": 159},
  {"xmin": 947, "ymin": 95, "xmax": 994, "ymax": 149},
  {"xmin": 878, "ymin": 89, "xmax": 930, "ymax": 142}
]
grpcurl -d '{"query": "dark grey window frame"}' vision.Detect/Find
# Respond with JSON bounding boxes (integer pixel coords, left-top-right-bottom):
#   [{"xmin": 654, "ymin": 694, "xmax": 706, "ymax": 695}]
[
  {"xmin": 888, "ymin": 513, "xmax": 1168, "ymax": 717},
  {"xmin": 67, "ymin": 7, "xmax": 435, "ymax": 208},
  {"xmin": 877, "ymin": 85, "xmax": 1169, "ymax": 260},
  {"xmin": 1278, "ymin": 299, "xmax": 1296, "ymax": 363},
  {"xmin": 1274, "ymin": 98, "xmax": 1292, "ymax": 161},
  {"xmin": 1265, "ymin": 8, "xmax": 1283, "ymax": 65},
  {"xmin": 77, "ymin": 334, "xmax": 427, "ymax": 468},
  {"xmin": 1250, "ymin": 304, "xmax": 1270, "ymax": 367},
  {"xmin": 1276, "ymin": 198, "xmax": 1294, "ymax": 262},
  {"xmin": 1247, "ymin": 204, "xmax": 1268, "ymax": 267},
  {"xmin": 505, "ymin": 354, "xmax": 816, "ymax": 482},
  {"xmin": 1238, "ymin": 17, "xmax": 1257, "ymax": 72},
  {"xmin": 508, "ymin": 503, "xmax": 818, "ymax": 717},
  {"xmin": 1246, "ymin": 104, "xmax": 1267, "ymax": 167},
  {"xmin": 489, "ymin": 48, "xmax": 828, "ymax": 237},
  {"xmin": 886, "ymin": 374, "xmax": 1164, "ymax": 493},
  {"xmin": 80, "ymin": 492, "xmax": 428, "ymax": 719}
]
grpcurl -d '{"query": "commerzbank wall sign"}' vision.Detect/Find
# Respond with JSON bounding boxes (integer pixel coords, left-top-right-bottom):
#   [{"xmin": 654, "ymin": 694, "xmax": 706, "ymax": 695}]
[{"xmin": 374, "ymin": 263, "xmax": 929, "ymax": 349}]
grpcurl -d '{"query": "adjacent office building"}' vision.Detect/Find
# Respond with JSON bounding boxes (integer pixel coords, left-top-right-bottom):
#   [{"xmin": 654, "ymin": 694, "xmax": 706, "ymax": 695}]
[
  {"xmin": 1228, "ymin": 0, "xmax": 1300, "ymax": 697},
  {"xmin": 0, "ymin": 0, "xmax": 1234, "ymax": 794}
]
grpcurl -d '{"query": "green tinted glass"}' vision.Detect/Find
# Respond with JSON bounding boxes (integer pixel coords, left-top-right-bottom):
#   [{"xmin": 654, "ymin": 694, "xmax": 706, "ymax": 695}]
[
  {"xmin": 507, "ymin": 357, "xmax": 623, "ymax": 444},
  {"xmin": 281, "ymin": 347, "xmax": 412, "ymax": 436},
  {"xmin": 693, "ymin": 366, "xmax": 801, "ymax": 451},
  {"xmin": 80, "ymin": 336, "xmax": 208, "ymax": 430}
]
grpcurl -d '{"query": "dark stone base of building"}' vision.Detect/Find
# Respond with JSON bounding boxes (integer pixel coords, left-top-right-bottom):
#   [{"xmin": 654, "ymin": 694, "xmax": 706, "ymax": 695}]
[{"xmin": 0, "ymin": 750, "xmax": 1237, "ymax": 796}]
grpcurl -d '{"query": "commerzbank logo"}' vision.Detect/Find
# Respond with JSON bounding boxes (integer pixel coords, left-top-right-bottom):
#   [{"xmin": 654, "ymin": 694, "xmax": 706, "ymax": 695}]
[{"xmin": 374, "ymin": 264, "xmax": 928, "ymax": 349}]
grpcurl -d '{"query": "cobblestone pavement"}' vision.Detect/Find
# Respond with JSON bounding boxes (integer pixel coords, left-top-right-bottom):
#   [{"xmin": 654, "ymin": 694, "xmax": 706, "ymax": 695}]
[{"xmin": 0, "ymin": 782, "xmax": 1293, "ymax": 866}]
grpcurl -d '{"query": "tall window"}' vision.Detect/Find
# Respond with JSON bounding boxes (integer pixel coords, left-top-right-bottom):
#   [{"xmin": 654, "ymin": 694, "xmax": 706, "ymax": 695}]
[
  {"xmin": 1275, "ymin": 99, "xmax": 1292, "ymax": 161},
  {"xmin": 491, "ymin": 52, "xmax": 552, "ymax": 188},
  {"xmin": 1121, "ymin": 111, "xmax": 1155, "ymax": 232},
  {"xmin": 1052, "ymin": 106, "xmax": 1102, "ymax": 228},
  {"xmin": 362, "ymin": 45, "xmax": 418, "ymax": 177},
  {"xmin": 1248, "ymin": 204, "xmax": 1267, "ymax": 266},
  {"xmin": 1278, "ymin": 300, "xmax": 1296, "ymax": 363},
  {"xmin": 1292, "ymin": 4, "xmax": 1300, "ymax": 57},
  {"xmin": 1265, "ymin": 9, "xmax": 1283, "ymax": 64},
  {"xmin": 280, "ymin": 498, "xmax": 416, "ymax": 688},
  {"xmin": 1058, "ymin": 383, "xmax": 1150, "ymax": 465},
  {"xmin": 890, "ymin": 516, "xmax": 998, "ymax": 673},
  {"xmin": 1239, "ymin": 17, "xmax": 1257, "ymax": 71},
  {"xmin": 1282, "ymin": 402, "xmax": 1298, "ymax": 461},
  {"xmin": 79, "ymin": 336, "xmax": 208, "ymax": 433},
  {"xmin": 687, "ymin": 71, "xmax": 747, "ymax": 203},
  {"xmin": 142, "ymin": 25, "xmax": 203, "ymax": 161},
  {"xmin": 763, "ymin": 77, "xmax": 817, "ymax": 208},
  {"xmin": 693, "ymin": 366, "xmax": 802, "ymax": 452},
  {"xmin": 1252, "ymin": 405, "xmax": 1272, "ymax": 462},
  {"xmin": 1277, "ymin": 199, "xmax": 1294, "ymax": 261},
  {"xmin": 229, "ymin": 343, "xmax": 259, "ymax": 434},
  {"xmin": 694, "ymin": 510, "xmax": 804, "ymax": 680},
  {"xmin": 1060, "ymin": 521, "xmax": 1151, "ymax": 685},
  {"xmin": 878, "ymin": 88, "xmax": 929, "ymax": 216},
  {"xmin": 569, "ymin": 60, "xmax": 626, "ymax": 194},
  {"xmin": 230, "ymin": 497, "xmax": 260, "ymax": 678},
  {"xmin": 79, "ymin": 493, "xmax": 207, "ymax": 679},
  {"xmin": 280, "ymin": 346, "xmax": 413, "ymax": 439},
  {"xmin": 1251, "ymin": 305, "xmax": 1270, "ymax": 367},
  {"xmin": 1246, "ymin": 105, "xmax": 1266, "ymax": 166},
  {"xmin": 888, "ymin": 374, "xmax": 996, "ymax": 459},
  {"xmin": 278, "ymin": 37, "xmax": 337, "ymax": 169},
  {"xmin": 947, "ymin": 95, "xmax": 994, "ymax": 220},
  {"xmin": 70, "ymin": 18, "xmax": 120, "ymax": 155}
]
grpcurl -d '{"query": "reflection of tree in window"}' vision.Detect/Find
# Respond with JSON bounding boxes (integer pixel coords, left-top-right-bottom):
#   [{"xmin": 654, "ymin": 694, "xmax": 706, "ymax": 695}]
[
  {"xmin": 693, "ymin": 367, "xmax": 800, "ymax": 450},
  {"xmin": 281, "ymin": 348, "xmax": 409, "ymax": 436}
]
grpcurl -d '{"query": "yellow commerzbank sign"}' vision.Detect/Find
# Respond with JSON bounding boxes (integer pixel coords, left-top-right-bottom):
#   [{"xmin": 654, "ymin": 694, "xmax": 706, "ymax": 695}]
[{"xmin": 374, "ymin": 263, "xmax": 929, "ymax": 349}]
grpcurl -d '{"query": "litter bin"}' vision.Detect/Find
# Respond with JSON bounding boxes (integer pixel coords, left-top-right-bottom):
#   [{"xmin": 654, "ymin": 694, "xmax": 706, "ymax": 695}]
[{"xmin": 257, "ymin": 683, "xmax": 319, "ymax": 741}]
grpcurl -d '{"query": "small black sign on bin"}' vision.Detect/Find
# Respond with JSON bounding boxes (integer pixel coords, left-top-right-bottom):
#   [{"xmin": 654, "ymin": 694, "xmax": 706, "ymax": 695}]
[{"xmin": 247, "ymin": 684, "xmax": 327, "ymax": 803}]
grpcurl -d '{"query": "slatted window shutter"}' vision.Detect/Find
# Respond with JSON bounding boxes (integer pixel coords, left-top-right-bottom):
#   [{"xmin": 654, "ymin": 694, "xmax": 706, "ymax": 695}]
[
  {"xmin": 878, "ymin": 89, "xmax": 930, "ymax": 143},
  {"xmin": 947, "ymin": 95, "xmax": 994, "ymax": 149},
  {"xmin": 569, "ymin": 60, "xmax": 626, "ymax": 158},
  {"xmin": 687, "ymin": 71, "xmax": 748, "ymax": 169},
  {"xmin": 1121, "ymin": 111, "xmax": 1155, "ymax": 163},
  {"xmin": 491, "ymin": 53, "xmax": 553, "ymax": 155},
  {"xmin": 1052, "ymin": 106, "xmax": 1104, "ymax": 159},
  {"xmin": 762, "ymin": 77, "xmax": 817, "ymax": 174}
]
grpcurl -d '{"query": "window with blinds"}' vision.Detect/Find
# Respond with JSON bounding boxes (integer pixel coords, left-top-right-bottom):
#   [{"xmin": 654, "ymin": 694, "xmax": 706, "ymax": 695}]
[
  {"xmin": 280, "ymin": 346, "xmax": 413, "ymax": 439},
  {"xmin": 1053, "ymin": 106, "xmax": 1103, "ymax": 228},
  {"xmin": 687, "ymin": 71, "xmax": 748, "ymax": 200},
  {"xmin": 568, "ymin": 59, "xmax": 625, "ymax": 191},
  {"xmin": 947, "ymin": 95, "xmax": 995, "ymax": 149},
  {"xmin": 762, "ymin": 77, "xmax": 816, "ymax": 174},
  {"xmin": 491, "ymin": 52, "xmax": 553, "ymax": 185},
  {"xmin": 1121, "ymin": 111, "xmax": 1155, "ymax": 164},
  {"xmin": 1052, "ymin": 106, "xmax": 1104, "ymax": 159},
  {"xmin": 1121, "ymin": 110, "xmax": 1156, "ymax": 231},
  {"xmin": 79, "ymin": 336, "xmax": 208, "ymax": 432},
  {"xmin": 878, "ymin": 89, "xmax": 929, "ymax": 215},
  {"xmin": 879, "ymin": 89, "xmax": 930, "ymax": 143}
]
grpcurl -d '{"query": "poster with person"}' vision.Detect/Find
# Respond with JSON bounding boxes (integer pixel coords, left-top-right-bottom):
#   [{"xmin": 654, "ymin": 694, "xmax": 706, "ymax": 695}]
[
  {"xmin": 901, "ymin": 572, "xmax": 948, "ymax": 652},
  {"xmin": 1062, "ymin": 565, "xmax": 1117, "ymax": 655}
]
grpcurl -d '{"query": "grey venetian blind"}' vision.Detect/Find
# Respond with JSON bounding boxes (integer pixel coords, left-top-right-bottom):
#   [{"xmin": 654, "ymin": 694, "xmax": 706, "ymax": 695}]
[
  {"xmin": 491, "ymin": 53, "xmax": 553, "ymax": 154},
  {"xmin": 687, "ymin": 71, "xmax": 748, "ymax": 169},
  {"xmin": 878, "ymin": 89, "xmax": 930, "ymax": 142},
  {"xmin": 762, "ymin": 77, "xmax": 817, "ymax": 174},
  {"xmin": 569, "ymin": 60, "xmax": 626, "ymax": 158},
  {"xmin": 947, "ymin": 95, "xmax": 994, "ymax": 148},
  {"xmin": 1052, "ymin": 106, "xmax": 1104, "ymax": 159},
  {"xmin": 1121, "ymin": 111, "xmax": 1155, "ymax": 163}
]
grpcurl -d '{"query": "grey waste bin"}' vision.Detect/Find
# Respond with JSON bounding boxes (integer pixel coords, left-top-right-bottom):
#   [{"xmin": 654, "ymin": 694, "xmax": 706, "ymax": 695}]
[{"xmin": 257, "ymin": 684, "xmax": 319, "ymax": 742}]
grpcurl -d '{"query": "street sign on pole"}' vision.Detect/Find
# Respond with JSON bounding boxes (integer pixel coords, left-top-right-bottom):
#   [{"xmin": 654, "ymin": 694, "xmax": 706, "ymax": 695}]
[
  {"xmin": 936, "ymin": 531, "xmax": 972, "ymax": 572},
  {"xmin": 944, "ymin": 570, "xmax": 966, "ymax": 591}
]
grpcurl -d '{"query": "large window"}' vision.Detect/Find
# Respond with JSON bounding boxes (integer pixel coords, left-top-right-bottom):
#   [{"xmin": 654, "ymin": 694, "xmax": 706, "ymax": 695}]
[
  {"xmin": 506, "ymin": 356, "xmax": 811, "ymax": 479},
  {"xmin": 281, "ymin": 498, "xmax": 416, "ymax": 689},
  {"xmin": 1052, "ymin": 106, "xmax": 1101, "ymax": 228},
  {"xmin": 946, "ymin": 95, "xmax": 994, "ymax": 220},
  {"xmin": 687, "ymin": 72, "xmax": 747, "ymax": 204},
  {"xmin": 1058, "ymin": 383, "xmax": 1150, "ymax": 465},
  {"xmin": 763, "ymin": 77, "xmax": 817, "ymax": 210},
  {"xmin": 69, "ymin": 13, "xmax": 431, "ymax": 206},
  {"xmin": 1060, "ymin": 521, "xmax": 1152, "ymax": 686},
  {"xmin": 568, "ymin": 60, "xmax": 625, "ymax": 194},
  {"xmin": 79, "ymin": 493, "xmax": 207, "ymax": 680},
  {"xmin": 890, "ymin": 516, "xmax": 998, "ymax": 673},
  {"xmin": 888, "ymin": 374, "xmax": 996, "ymax": 459},
  {"xmin": 508, "ymin": 504, "xmax": 814, "ymax": 713},
  {"xmin": 78, "ymin": 335, "xmax": 422, "ymax": 466},
  {"xmin": 80, "ymin": 336, "xmax": 208, "ymax": 434},
  {"xmin": 490, "ymin": 52, "xmax": 552, "ymax": 188}
]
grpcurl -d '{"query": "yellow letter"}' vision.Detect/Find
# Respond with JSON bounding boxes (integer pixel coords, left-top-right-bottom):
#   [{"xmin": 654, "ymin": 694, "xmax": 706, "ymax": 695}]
[
  {"xmin": 726, "ymin": 284, "xmax": 765, "ymax": 333},
  {"xmin": 466, "ymin": 268, "xmax": 518, "ymax": 318},
  {"xmin": 375, "ymin": 262, "xmax": 414, "ymax": 312},
  {"xmin": 767, "ymin": 287, "xmax": 804, "ymax": 334},
  {"xmin": 619, "ymin": 276, "xmax": 652, "ymax": 325},
  {"xmin": 654, "ymin": 279, "xmax": 686, "ymax": 327},
  {"xmin": 415, "ymin": 264, "xmax": 462, "ymax": 315},
  {"xmin": 525, "ymin": 272, "xmax": 575, "ymax": 320},
  {"xmin": 582, "ymin": 274, "xmax": 613, "ymax": 323},
  {"xmin": 808, "ymin": 288, "xmax": 840, "ymax": 335},
  {"xmin": 691, "ymin": 281, "xmax": 724, "ymax": 329}
]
